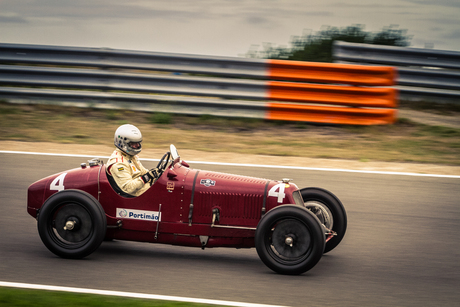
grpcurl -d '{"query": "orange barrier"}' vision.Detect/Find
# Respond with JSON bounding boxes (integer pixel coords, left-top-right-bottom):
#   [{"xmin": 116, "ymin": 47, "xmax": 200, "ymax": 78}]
[
  {"xmin": 268, "ymin": 81, "xmax": 397, "ymax": 108},
  {"xmin": 264, "ymin": 59, "xmax": 398, "ymax": 125},
  {"xmin": 268, "ymin": 59, "xmax": 397, "ymax": 86},
  {"xmin": 267, "ymin": 103, "xmax": 397, "ymax": 125}
]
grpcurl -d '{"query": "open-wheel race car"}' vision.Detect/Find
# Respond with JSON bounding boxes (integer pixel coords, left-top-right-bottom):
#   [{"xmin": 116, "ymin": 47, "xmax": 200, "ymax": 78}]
[{"xmin": 27, "ymin": 145, "xmax": 347, "ymax": 275}]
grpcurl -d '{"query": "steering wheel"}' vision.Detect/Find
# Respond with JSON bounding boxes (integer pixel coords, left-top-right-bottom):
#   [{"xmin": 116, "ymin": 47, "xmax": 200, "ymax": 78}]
[{"xmin": 155, "ymin": 151, "xmax": 171, "ymax": 176}]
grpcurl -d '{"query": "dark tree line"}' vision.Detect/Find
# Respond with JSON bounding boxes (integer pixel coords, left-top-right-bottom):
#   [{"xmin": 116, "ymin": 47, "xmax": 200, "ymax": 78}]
[{"xmin": 245, "ymin": 24, "xmax": 412, "ymax": 62}]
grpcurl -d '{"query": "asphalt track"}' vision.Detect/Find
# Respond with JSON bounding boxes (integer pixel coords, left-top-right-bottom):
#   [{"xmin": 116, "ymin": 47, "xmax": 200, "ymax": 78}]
[{"xmin": 1, "ymin": 152, "xmax": 459, "ymax": 307}]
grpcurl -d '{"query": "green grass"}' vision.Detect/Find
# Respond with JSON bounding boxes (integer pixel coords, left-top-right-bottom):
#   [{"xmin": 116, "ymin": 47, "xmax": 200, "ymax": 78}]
[
  {"xmin": 1, "ymin": 102, "xmax": 460, "ymax": 165},
  {"xmin": 0, "ymin": 287, "xmax": 218, "ymax": 307},
  {"xmin": 150, "ymin": 113, "xmax": 173, "ymax": 124}
]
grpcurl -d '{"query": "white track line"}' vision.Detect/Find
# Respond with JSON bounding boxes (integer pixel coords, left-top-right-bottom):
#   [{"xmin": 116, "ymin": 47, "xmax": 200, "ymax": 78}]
[
  {"xmin": 2, "ymin": 150, "xmax": 460, "ymax": 179},
  {"xmin": 0, "ymin": 281, "xmax": 287, "ymax": 307}
]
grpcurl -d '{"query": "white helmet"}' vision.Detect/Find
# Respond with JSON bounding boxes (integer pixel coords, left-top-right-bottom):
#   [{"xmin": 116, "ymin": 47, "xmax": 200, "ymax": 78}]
[{"xmin": 114, "ymin": 124, "xmax": 143, "ymax": 155}]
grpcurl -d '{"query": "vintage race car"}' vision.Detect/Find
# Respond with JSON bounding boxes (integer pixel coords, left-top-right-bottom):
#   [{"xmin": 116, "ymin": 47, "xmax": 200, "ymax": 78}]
[{"xmin": 27, "ymin": 145, "xmax": 347, "ymax": 275}]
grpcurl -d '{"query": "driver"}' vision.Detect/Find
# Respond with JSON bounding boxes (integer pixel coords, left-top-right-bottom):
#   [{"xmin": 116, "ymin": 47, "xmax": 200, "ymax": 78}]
[{"xmin": 106, "ymin": 124, "xmax": 160, "ymax": 197}]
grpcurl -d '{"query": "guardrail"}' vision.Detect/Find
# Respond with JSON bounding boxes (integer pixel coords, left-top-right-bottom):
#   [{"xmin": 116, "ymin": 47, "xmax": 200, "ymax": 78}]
[
  {"xmin": 0, "ymin": 43, "xmax": 397, "ymax": 125},
  {"xmin": 333, "ymin": 41, "xmax": 460, "ymax": 103}
]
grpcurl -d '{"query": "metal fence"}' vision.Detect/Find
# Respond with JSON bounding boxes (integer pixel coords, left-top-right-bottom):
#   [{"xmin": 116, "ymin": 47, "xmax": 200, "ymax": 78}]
[
  {"xmin": 333, "ymin": 41, "xmax": 460, "ymax": 103},
  {"xmin": 0, "ymin": 43, "xmax": 397, "ymax": 125}
]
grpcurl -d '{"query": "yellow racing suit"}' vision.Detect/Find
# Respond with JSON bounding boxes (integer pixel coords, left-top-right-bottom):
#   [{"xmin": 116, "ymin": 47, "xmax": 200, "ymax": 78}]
[{"xmin": 106, "ymin": 148, "xmax": 150, "ymax": 197}]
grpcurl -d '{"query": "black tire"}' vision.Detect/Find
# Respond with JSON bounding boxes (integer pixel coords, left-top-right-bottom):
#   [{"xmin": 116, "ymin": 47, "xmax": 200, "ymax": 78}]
[
  {"xmin": 37, "ymin": 190, "xmax": 107, "ymax": 259},
  {"xmin": 255, "ymin": 205, "xmax": 325, "ymax": 275},
  {"xmin": 301, "ymin": 188, "xmax": 347, "ymax": 254}
]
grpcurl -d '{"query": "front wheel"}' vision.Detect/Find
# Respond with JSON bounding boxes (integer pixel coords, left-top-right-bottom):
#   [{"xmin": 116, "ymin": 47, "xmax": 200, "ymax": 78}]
[
  {"xmin": 255, "ymin": 205, "xmax": 325, "ymax": 275},
  {"xmin": 37, "ymin": 190, "xmax": 107, "ymax": 259},
  {"xmin": 301, "ymin": 188, "xmax": 347, "ymax": 254}
]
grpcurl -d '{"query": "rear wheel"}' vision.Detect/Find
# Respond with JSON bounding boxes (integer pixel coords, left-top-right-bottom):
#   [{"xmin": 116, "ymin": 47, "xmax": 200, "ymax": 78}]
[
  {"xmin": 301, "ymin": 188, "xmax": 347, "ymax": 254},
  {"xmin": 255, "ymin": 205, "xmax": 325, "ymax": 275},
  {"xmin": 38, "ymin": 190, "xmax": 106, "ymax": 259}
]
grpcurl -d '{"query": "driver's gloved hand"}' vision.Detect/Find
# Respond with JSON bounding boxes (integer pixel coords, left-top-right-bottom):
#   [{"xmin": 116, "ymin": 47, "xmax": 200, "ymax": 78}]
[
  {"xmin": 141, "ymin": 168, "xmax": 161, "ymax": 184},
  {"xmin": 150, "ymin": 168, "xmax": 161, "ymax": 179}
]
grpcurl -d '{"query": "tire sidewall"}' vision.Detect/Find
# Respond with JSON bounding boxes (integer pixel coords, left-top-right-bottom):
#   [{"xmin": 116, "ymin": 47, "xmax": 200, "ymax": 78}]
[
  {"xmin": 255, "ymin": 205, "xmax": 325, "ymax": 275},
  {"xmin": 37, "ymin": 190, "xmax": 106, "ymax": 259}
]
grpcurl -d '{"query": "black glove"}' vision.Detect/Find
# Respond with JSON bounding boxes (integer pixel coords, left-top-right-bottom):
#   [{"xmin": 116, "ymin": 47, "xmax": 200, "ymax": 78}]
[{"xmin": 141, "ymin": 168, "xmax": 161, "ymax": 184}]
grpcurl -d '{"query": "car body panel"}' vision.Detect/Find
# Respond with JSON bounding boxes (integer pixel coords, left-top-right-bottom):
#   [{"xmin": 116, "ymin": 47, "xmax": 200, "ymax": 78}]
[{"xmin": 28, "ymin": 157, "xmax": 300, "ymax": 249}]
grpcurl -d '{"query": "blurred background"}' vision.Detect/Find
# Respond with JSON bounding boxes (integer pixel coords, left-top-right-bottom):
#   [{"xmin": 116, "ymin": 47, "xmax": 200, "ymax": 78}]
[{"xmin": 1, "ymin": 0, "xmax": 460, "ymax": 57}]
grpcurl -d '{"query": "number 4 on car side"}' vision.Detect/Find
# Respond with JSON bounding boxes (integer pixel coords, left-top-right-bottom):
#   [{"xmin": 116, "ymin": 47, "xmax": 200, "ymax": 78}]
[{"xmin": 27, "ymin": 145, "xmax": 347, "ymax": 275}]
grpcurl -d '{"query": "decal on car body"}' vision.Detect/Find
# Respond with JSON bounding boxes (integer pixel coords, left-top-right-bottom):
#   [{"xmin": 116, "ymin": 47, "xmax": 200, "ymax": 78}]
[
  {"xmin": 50, "ymin": 173, "xmax": 67, "ymax": 192},
  {"xmin": 116, "ymin": 208, "xmax": 161, "ymax": 221},
  {"xmin": 268, "ymin": 183, "xmax": 287, "ymax": 203},
  {"xmin": 200, "ymin": 179, "xmax": 216, "ymax": 187}
]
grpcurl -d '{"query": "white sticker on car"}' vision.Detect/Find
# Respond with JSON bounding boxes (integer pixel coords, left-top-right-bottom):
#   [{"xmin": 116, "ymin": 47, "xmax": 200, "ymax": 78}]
[
  {"xmin": 116, "ymin": 208, "xmax": 161, "ymax": 221},
  {"xmin": 200, "ymin": 179, "xmax": 216, "ymax": 187}
]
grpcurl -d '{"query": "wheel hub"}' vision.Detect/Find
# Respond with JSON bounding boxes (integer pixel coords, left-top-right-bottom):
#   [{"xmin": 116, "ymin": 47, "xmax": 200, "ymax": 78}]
[
  {"xmin": 272, "ymin": 219, "xmax": 311, "ymax": 260},
  {"xmin": 55, "ymin": 204, "xmax": 92, "ymax": 243},
  {"xmin": 285, "ymin": 235, "xmax": 294, "ymax": 247},
  {"xmin": 63, "ymin": 216, "xmax": 80, "ymax": 231},
  {"xmin": 65, "ymin": 220, "xmax": 75, "ymax": 230}
]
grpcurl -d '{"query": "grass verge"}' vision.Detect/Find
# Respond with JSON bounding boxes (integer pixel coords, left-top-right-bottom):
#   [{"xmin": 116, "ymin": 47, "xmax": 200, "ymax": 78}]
[
  {"xmin": 0, "ymin": 287, "xmax": 217, "ymax": 307},
  {"xmin": 1, "ymin": 102, "xmax": 460, "ymax": 165}
]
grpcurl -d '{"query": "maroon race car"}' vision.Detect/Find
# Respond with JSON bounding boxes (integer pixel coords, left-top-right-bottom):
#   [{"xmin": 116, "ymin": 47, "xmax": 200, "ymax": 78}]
[{"xmin": 27, "ymin": 145, "xmax": 347, "ymax": 275}]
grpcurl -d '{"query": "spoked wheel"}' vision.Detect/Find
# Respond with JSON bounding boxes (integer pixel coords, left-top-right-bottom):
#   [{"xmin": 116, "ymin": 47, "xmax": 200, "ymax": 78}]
[
  {"xmin": 38, "ymin": 190, "xmax": 106, "ymax": 259},
  {"xmin": 255, "ymin": 205, "xmax": 325, "ymax": 275},
  {"xmin": 301, "ymin": 188, "xmax": 347, "ymax": 254}
]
